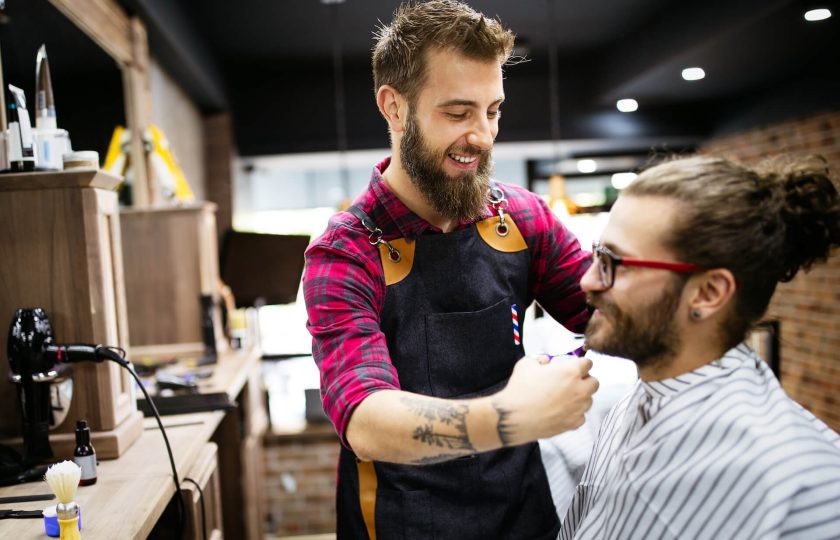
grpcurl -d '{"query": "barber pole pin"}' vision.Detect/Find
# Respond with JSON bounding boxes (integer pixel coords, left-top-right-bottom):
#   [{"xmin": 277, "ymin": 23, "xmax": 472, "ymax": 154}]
[{"xmin": 511, "ymin": 304, "xmax": 520, "ymax": 345}]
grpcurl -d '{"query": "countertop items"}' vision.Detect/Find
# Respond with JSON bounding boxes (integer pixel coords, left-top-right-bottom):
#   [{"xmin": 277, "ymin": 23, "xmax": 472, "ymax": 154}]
[{"xmin": 0, "ymin": 347, "xmax": 267, "ymax": 539}]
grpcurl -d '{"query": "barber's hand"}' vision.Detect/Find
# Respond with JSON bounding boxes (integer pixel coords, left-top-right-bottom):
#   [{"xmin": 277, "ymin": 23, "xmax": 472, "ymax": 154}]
[{"xmin": 491, "ymin": 355, "xmax": 599, "ymax": 446}]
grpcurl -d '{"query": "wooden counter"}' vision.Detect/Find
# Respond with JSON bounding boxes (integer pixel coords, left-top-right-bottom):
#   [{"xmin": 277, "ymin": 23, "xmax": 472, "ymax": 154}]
[
  {"xmin": 0, "ymin": 347, "xmax": 266, "ymax": 539},
  {"xmin": 0, "ymin": 412, "xmax": 221, "ymax": 539}
]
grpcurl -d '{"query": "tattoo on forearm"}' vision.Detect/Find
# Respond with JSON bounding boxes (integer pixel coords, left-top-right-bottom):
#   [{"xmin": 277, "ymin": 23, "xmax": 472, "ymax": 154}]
[
  {"xmin": 491, "ymin": 399, "xmax": 514, "ymax": 447},
  {"xmin": 400, "ymin": 397, "xmax": 475, "ymax": 454}
]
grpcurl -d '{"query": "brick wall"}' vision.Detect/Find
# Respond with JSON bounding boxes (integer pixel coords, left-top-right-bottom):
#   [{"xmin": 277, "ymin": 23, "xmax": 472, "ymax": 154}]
[
  {"xmin": 263, "ymin": 426, "xmax": 341, "ymax": 536},
  {"xmin": 701, "ymin": 109, "xmax": 840, "ymax": 431}
]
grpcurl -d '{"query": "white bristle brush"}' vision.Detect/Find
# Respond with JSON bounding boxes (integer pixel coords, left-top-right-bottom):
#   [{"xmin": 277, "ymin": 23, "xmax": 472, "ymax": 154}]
[{"xmin": 45, "ymin": 460, "xmax": 82, "ymax": 540}]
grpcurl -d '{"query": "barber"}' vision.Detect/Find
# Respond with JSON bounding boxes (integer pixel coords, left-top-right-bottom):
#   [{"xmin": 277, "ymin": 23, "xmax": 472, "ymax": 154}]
[{"xmin": 303, "ymin": 2, "xmax": 598, "ymax": 538}]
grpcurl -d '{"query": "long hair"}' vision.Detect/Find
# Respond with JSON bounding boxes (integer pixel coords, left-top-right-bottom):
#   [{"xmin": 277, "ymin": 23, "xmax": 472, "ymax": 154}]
[{"xmin": 624, "ymin": 155, "xmax": 840, "ymax": 348}]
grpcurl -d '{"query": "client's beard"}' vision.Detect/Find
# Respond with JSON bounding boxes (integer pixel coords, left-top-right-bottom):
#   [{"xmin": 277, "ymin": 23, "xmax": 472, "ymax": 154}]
[{"xmin": 584, "ymin": 277, "xmax": 685, "ymax": 368}]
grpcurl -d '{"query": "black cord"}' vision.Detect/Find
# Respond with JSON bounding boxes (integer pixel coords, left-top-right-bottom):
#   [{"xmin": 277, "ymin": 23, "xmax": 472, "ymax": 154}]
[
  {"xmin": 183, "ymin": 477, "xmax": 207, "ymax": 540},
  {"xmin": 97, "ymin": 348, "xmax": 187, "ymax": 538}
]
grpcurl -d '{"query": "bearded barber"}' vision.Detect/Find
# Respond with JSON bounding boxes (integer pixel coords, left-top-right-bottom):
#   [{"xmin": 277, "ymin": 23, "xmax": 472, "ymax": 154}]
[{"xmin": 303, "ymin": 2, "xmax": 598, "ymax": 538}]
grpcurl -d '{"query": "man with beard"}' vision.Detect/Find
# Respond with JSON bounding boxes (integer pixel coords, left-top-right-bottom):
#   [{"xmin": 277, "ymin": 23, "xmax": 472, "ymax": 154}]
[
  {"xmin": 302, "ymin": 1, "xmax": 597, "ymax": 538},
  {"xmin": 560, "ymin": 155, "xmax": 840, "ymax": 540}
]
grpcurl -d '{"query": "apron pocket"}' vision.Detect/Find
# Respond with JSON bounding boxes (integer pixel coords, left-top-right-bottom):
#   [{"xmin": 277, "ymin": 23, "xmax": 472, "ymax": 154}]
[
  {"xmin": 375, "ymin": 489, "xmax": 432, "ymax": 540},
  {"xmin": 425, "ymin": 297, "xmax": 521, "ymax": 398}
]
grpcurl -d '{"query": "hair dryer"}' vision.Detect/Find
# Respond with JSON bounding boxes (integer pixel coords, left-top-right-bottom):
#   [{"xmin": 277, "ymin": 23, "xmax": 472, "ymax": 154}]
[
  {"xmin": 6, "ymin": 308, "xmax": 125, "ymax": 466},
  {"xmin": 7, "ymin": 308, "xmax": 57, "ymax": 462}
]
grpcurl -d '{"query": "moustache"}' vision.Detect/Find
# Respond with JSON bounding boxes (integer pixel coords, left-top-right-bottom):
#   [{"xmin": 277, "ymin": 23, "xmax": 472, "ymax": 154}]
[
  {"xmin": 446, "ymin": 144, "xmax": 490, "ymax": 159},
  {"xmin": 586, "ymin": 293, "xmax": 613, "ymax": 316}
]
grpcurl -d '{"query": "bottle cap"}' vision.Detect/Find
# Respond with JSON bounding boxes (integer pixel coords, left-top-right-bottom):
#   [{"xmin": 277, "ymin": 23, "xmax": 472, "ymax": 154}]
[
  {"xmin": 75, "ymin": 419, "xmax": 91, "ymax": 445},
  {"xmin": 63, "ymin": 150, "xmax": 99, "ymax": 171},
  {"xmin": 43, "ymin": 505, "xmax": 82, "ymax": 537}
]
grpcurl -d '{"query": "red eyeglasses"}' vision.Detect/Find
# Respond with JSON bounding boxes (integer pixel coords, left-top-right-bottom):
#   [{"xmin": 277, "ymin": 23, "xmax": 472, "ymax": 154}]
[{"xmin": 592, "ymin": 242, "xmax": 701, "ymax": 289}]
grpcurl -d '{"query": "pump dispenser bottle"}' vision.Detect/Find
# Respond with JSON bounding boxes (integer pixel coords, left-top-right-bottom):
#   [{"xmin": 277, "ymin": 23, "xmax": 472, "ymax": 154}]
[{"xmin": 72, "ymin": 420, "xmax": 97, "ymax": 486}]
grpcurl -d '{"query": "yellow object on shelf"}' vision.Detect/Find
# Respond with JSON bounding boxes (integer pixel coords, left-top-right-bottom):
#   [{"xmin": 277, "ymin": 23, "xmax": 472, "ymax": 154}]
[
  {"xmin": 103, "ymin": 125, "xmax": 127, "ymax": 174},
  {"xmin": 103, "ymin": 124, "xmax": 195, "ymax": 204},
  {"xmin": 148, "ymin": 124, "xmax": 195, "ymax": 201}
]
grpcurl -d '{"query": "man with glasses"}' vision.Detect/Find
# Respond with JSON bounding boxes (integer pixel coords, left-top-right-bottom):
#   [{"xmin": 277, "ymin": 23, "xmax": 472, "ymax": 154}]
[{"xmin": 560, "ymin": 155, "xmax": 840, "ymax": 539}]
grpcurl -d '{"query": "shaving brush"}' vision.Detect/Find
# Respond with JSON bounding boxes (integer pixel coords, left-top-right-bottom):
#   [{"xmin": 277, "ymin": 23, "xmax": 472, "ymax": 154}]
[{"xmin": 45, "ymin": 460, "xmax": 82, "ymax": 540}]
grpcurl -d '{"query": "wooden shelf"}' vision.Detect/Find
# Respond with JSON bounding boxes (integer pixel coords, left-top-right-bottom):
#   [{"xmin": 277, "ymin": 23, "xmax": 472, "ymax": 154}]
[
  {"xmin": 0, "ymin": 169, "xmax": 122, "ymax": 192},
  {"xmin": 120, "ymin": 202, "xmax": 226, "ymax": 352}
]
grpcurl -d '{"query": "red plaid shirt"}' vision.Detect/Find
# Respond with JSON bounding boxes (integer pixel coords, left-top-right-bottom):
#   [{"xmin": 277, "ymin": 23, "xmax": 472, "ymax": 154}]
[{"xmin": 303, "ymin": 157, "xmax": 591, "ymax": 443}]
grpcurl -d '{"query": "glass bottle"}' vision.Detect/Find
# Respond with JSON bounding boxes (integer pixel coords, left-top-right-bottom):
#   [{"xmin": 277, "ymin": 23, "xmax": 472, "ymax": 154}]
[{"xmin": 73, "ymin": 419, "xmax": 97, "ymax": 486}]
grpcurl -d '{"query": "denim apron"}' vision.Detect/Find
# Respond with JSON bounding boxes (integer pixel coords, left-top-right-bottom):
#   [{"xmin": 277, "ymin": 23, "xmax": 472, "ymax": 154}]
[{"xmin": 337, "ymin": 187, "xmax": 560, "ymax": 539}]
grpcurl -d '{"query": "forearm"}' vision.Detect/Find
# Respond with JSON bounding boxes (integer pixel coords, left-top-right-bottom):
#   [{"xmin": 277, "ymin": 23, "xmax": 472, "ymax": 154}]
[
  {"xmin": 346, "ymin": 389, "xmax": 512, "ymax": 464},
  {"xmin": 345, "ymin": 356, "xmax": 597, "ymax": 465}
]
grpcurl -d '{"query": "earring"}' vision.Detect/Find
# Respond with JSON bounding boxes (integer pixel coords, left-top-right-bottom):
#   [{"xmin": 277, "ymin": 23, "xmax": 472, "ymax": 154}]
[{"xmin": 691, "ymin": 309, "xmax": 702, "ymax": 320}]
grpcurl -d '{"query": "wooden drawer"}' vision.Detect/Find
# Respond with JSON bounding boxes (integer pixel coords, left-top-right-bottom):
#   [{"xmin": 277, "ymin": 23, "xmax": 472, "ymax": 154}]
[{"xmin": 182, "ymin": 442, "xmax": 224, "ymax": 540}]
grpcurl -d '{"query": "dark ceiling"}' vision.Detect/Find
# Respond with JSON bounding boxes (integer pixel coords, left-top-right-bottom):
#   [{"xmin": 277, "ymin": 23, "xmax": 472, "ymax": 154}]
[{"xmin": 4, "ymin": 0, "xmax": 840, "ymax": 159}]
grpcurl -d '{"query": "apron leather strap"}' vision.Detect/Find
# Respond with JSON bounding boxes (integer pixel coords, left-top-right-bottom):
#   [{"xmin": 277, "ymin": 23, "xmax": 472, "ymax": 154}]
[
  {"xmin": 357, "ymin": 459, "xmax": 378, "ymax": 540},
  {"xmin": 348, "ymin": 205, "xmax": 416, "ymax": 285}
]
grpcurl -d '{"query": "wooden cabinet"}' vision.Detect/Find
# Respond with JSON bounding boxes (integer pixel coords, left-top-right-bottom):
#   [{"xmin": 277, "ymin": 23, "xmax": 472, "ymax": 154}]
[
  {"xmin": 0, "ymin": 170, "xmax": 142, "ymax": 458},
  {"xmin": 211, "ymin": 349, "xmax": 269, "ymax": 540},
  {"xmin": 146, "ymin": 441, "xmax": 225, "ymax": 540},
  {"xmin": 182, "ymin": 443, "xmax": 225, "ymax": 540},
  {"xmin": 138, "ymin": 346, "xmax": 268, "ymax": 539},
  {"xmin": 120, "ymin": 203, "xmax": 226, "ymax": 355}
]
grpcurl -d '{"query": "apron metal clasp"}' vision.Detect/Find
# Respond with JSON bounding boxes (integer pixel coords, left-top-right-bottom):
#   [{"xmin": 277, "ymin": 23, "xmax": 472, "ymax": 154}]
[
  {"xmin": 488, "ymin": 186, "xmax": 510, "ymax": 238},
  {"xmin": 496, "ymin": 206, "xmax": 510, "ymax": 237},
  {"xmin": 361, "ymin": 217, "xmax": 402, "ymax": 263}
]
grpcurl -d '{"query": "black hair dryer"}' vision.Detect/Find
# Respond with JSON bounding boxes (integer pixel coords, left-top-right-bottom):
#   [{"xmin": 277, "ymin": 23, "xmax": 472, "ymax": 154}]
[{"xmin": 7, "ymin": 307, "xmax": 58, "ymax": 463}]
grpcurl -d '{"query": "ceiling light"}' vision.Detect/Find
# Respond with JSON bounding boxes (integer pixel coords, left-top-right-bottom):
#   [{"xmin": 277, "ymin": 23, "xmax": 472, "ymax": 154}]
[
  {"xmin": 577, "ymin": 159, "xmax": 597, "ymax": 174},
  {"xmin": 804, "ymin": 8, "xmax": 831, "ymax": 21},
  {"xmin": 616, "ymin": 99, "xmax": 638, "ymax": 113},
  {"xmin": 682, "ymin": 67, "xmax": 705, "ymax": 81},
  {"xmin": 611, "ymin": 172, "xmax": 637, "ymax": 189}
]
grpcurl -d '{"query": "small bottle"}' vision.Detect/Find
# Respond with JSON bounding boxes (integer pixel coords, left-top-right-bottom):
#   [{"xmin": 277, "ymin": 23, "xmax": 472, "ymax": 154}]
[
  {"xmin": 200, "ymin": 294, "xmax": 217, "ymax": 354},
  {"xmin": 73, "ymin": 420, "xmax": 97, "ymax": 486}
]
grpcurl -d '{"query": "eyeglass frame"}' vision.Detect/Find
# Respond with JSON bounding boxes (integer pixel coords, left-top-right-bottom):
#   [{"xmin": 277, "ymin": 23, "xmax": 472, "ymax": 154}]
[{"xmin": 591, "ymin": 242, "xmax": 701, "ymax": 289}]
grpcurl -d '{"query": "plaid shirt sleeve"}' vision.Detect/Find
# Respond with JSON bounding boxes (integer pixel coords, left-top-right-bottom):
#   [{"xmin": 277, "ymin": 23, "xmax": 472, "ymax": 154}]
[
  {"xmin": 502, "ymin": 183, "xmax": 592, "ymax": 333},
  {"xmin": 303, "ymin": 218, "xmax": 400, "ymax": 446}
]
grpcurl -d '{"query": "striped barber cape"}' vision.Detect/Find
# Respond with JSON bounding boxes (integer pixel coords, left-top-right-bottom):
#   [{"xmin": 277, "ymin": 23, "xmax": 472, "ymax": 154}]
[{"xmin": 560, "ymin": 343, "xmax": 840, "ymax": 540}]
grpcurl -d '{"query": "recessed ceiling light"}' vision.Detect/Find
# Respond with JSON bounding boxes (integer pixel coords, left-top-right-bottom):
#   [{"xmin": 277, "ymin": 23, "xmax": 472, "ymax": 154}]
[
  {"xmin": 682, "ymin": 67, "xmax": 706, "ymax": 81},
  {"xmin": 616, "ymin": 99, "xmax": 638, "ymax": 113},
  {"xmin": 611, "ymin": 172, "xmax": 637, "ymax": 189},
  {"xmin": 804, "ymin": 8, "xmax": 831, "ymax": 21},
  {"xmin": 577, "ymin": 159, "xmax": 597, "ymax": 173}
]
